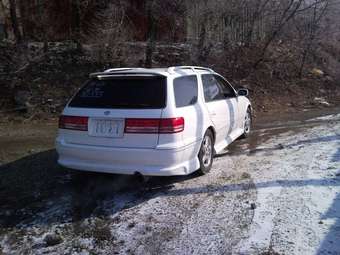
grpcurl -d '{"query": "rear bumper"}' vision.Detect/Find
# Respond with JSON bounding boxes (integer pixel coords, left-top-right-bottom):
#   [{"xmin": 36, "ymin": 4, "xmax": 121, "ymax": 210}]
[{"xmin": 55, "ymin": 139, "xmax": 201, "ymax": 176}]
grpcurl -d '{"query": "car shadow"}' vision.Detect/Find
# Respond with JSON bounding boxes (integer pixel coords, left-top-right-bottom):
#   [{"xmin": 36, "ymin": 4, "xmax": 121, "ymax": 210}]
[{"xmin": 0, "ymin": 150, "xmax": 199, "ymax": 229}]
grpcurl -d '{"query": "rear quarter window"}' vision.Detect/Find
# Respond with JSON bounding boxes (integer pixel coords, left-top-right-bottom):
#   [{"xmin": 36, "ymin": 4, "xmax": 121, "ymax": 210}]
[
  {"xmin": 173, "ymin": 75, "xmax": 198, "ymax": 108},
  {"xmin": 69, "ymin": 76, "xmax": 166, "ymax": 109}
]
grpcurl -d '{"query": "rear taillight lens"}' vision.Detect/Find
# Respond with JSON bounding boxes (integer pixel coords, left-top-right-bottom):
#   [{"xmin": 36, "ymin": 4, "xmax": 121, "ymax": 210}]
[
  {"xmin": 159, "ymin": 117, "xmax": 185, "ymax": 133},
  {"xmin": 125, "ymin": 117, "xmax": 184, "ymax": 134},
  {"xmin": 59, "ymin": 116, "xmax": 88, "ymax": 131},
  {"xmin": 124, "ymin": 119, "xmax": 160, "ymax": 134}
]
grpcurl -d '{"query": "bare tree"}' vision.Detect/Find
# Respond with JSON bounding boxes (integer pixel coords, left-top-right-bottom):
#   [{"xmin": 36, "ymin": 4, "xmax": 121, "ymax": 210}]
[
  {"xmin": 298, "ymin": 0, "xmax": 329, "ymax": 76},
  {"xmin": 143, "ymin": 0, "xmax": 186, "ymax": 67},
  {"xmin": 7, "ymin": 0, "xmax": 21, "ymax": 43},
  {"xmin": 0, "ymin": 0, "xmax": 22, "ymax": 43},
  {"xmin": 144, "ymin": 0, "xmax": 157, "ymax": 68}
]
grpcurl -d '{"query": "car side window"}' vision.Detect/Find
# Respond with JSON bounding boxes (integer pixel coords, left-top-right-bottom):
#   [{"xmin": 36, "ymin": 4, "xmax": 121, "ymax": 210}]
[
  {"xmin": 173, "ymin": 75, "xmax": 198, "ymax": 107},
  {"xmin": 214, "ymin": 75, "xmax": 236, "ymax": 98},
  {"xmin": 202, "ymin": 74, "xmax": 225, "ymax": 102}
]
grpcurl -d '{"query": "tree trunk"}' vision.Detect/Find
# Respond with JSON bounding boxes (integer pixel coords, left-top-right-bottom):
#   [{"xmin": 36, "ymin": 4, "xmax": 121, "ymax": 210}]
[
  {"xmin": 0, "ymin": 0, "xmax": 14, "ymax": 40},
  {"xmin": 8, "ymin": 0, "xmax": 21, "ymax": 43},
  {"xmin": 298, "ymin": 0, "xmax": 329, "ymax": 77},
  {"xmin": 71, "ymin": 0, "xmax": 82, "ymax": 47},
  {"xmin": 145, "ymin": 2, "xmax": 156, "ymax": 68}
]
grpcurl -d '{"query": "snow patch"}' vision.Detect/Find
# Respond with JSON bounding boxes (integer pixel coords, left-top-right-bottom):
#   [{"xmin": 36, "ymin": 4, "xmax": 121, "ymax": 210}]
[{"xmin": 239, "ymin": 185, "xmax": 282, "ymax": 254}]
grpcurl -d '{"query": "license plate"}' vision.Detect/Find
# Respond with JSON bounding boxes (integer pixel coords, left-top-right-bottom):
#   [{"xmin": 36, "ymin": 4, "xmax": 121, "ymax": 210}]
[{"xmin": 89, "ymin": 119, "xmax": 124, "ymax": 138}]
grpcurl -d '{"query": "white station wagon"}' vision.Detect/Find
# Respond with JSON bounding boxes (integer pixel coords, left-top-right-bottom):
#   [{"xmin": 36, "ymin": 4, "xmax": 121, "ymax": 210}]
[{"xmin": 56, "ymin": 66, "xmax": 252, "ymax": 176}]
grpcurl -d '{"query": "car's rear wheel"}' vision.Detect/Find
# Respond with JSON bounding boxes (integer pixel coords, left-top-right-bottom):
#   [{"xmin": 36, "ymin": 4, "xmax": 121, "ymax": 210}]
[
  {"xmin": 198, "ymin": 130, "xmax": 214, "ymax": 175},
  {"xmin": 241, "ymin": 108, "xmax": 252, "ymax": 138}
]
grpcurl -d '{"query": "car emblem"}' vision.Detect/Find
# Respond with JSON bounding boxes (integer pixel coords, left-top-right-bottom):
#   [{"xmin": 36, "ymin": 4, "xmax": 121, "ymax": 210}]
[{"xmin": 104, "ymin": 111, "xmax": 111, "ymax": 116}]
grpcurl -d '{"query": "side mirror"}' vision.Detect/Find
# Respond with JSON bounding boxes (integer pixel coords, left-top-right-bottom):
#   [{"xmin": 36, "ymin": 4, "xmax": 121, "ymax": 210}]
[{"xmin": 237, "ymin": 88, "xmax": 249, "ymax": 97}]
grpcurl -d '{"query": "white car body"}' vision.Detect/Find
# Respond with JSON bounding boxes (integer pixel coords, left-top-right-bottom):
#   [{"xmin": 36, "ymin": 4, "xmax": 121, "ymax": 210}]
[{"xmin": 56, "ymin": 66, "xmax": 251, "ymax": 176}]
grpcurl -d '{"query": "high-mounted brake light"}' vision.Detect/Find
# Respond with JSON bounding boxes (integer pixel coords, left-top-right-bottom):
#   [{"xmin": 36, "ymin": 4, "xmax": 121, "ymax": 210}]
[
  {"xmin": 125, "ymin": 117, "xmax": 184, "ymax": 134},
  {"xmin": 59, "ymin": 116, "xmax": 88, "ymax": 131}
]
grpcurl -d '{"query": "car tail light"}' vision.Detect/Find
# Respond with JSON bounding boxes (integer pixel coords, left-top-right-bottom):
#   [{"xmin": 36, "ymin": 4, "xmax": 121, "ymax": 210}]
[
  {"xmin": 124, "ymin": 119, "xmax": 160, "ymax": 134},
  {"xmin": 59, "ymin": 115, "xmax": 88, "ymax": 131},
  {"xmin": 159, "ymin": 117, "xmax": 185, "ymax": 133},
  {"xmin": 125, "ymin": 117, "xmax": 184, "ymax": 134}
]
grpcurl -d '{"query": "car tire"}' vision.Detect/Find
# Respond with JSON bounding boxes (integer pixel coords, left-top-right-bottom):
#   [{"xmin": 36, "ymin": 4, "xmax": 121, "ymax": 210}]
[
  {"xmin": 197, "ymin": 130, "xmax": 214, "ymax": 175},
  {"xmin": 241, "ymin": 108, "xmax": 252, "ymax": 139}
]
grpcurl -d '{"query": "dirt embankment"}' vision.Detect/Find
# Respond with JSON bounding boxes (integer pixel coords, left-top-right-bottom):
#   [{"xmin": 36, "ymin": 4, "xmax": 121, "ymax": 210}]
[{"xmin": 1, "ymin": 41, "xmax": 340, "ymax": 122}]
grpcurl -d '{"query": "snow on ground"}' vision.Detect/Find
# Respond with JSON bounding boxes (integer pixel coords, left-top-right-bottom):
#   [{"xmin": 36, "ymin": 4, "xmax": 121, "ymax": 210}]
[
  {"xmin": 0, "ymin": 114, "xmax": 339, "ymax": 254},
  {"xmin": 307, "ymin": 113, "xmax": 340, "ymax": 122},
  {"xmin": 104, "ymin": 158, "xmax": 256, "ymax": 255},
  {"xmin": 236, "ymin": 119, "xmax": 340, "ymax": 254}
]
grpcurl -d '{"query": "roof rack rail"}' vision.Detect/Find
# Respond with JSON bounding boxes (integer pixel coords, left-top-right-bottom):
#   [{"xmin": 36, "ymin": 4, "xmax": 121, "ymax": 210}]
[
  {"xmin": 168, "ymin": 66, "xmax": 214, "ymax": 74},
  {"xmin": 104, "ymin": 68, "xmax": 137, "ymax": 73},
  {"xmin": 89, "ymin": 68, "xmax": 166, "ymax": 79}
]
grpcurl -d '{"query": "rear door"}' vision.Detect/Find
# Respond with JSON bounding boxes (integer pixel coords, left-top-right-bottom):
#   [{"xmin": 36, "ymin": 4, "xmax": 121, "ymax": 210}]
[
  {"xmin": 214, "ymin": 75, "xmax": 239, "ymax": 134},
  {"xmin": 60, "ymin": 75, "xmax": 166, "ymax": 149},
  {"xmin": 171, "ymin": 75, "xmax": 201, "ymax": 147},
  {"xmin": 201, "ymin": 74, "xmax": 229, "ymax": 143}
]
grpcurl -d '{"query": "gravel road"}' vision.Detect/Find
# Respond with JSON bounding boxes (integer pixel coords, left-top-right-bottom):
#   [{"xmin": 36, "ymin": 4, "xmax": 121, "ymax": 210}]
[{"xmin": 0, "ymin": 110, "xmax": 339, "ymax": 255}]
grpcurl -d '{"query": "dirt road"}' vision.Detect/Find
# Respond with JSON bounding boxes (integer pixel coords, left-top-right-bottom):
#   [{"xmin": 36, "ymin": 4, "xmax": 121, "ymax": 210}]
[{"xmin": 0, "ymin": 109, "xmax": 339, "ymax": 255}]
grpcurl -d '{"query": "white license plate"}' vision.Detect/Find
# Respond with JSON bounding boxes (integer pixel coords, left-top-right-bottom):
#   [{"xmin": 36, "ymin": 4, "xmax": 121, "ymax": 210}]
[{"xmin": 89, "ymin": 119, "xmax": 124, "ymax": 138}]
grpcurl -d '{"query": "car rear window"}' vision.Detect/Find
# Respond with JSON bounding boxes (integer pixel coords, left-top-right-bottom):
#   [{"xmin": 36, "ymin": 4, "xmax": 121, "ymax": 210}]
[
  {"xmin": 173, "ymin": 75, "xmax": 198, "ymax": 108},
  {"xmin": 69, "ymin": 76, "xmax": 166, "ymax": 109}
]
